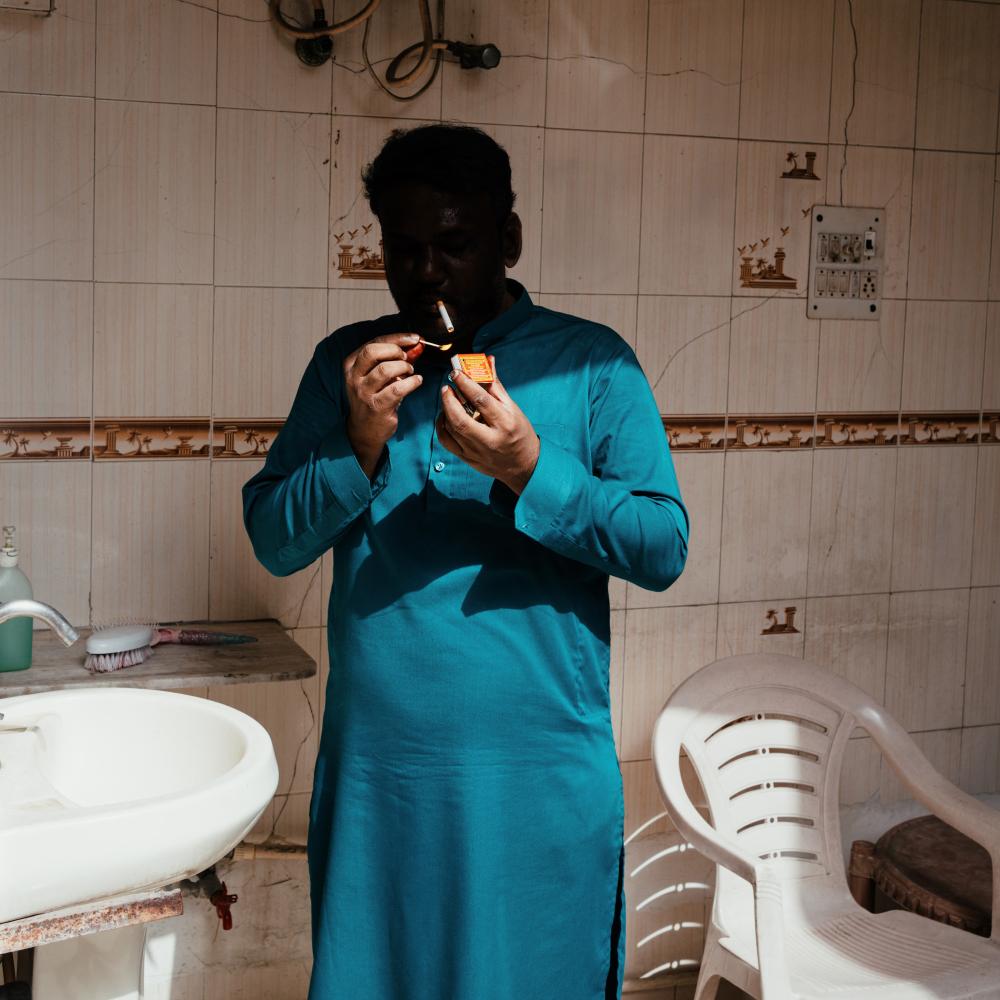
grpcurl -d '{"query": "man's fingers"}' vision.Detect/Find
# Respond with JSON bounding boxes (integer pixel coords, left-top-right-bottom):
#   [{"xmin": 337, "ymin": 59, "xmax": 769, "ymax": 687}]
[
  {"xmin": 344, "ymin": 333, "xmax": 420, "ymax": 377},
  {"xmin": 440, "ymin": 384, "xmax": 490, "ymax": 436},
  {"xmin": 486, "ymin": 356, "xmax": 512, "ymax": 404},
  {"xmin": 363, "ymin": 359, "xmax": 413, "ymax": 395},
  {"xmin": 371, "ymin": 373, "xmax": 423, "ymax": 411},
  {"xmin": 452, "ymin": 371, "xmax": 500, "ymax": 418}
]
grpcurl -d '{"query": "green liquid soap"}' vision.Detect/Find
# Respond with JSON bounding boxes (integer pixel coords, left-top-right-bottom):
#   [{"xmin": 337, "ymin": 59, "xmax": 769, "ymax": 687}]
[{"xmin": 0, "ymin": 524, "xmax": 33, "ymax": 672}]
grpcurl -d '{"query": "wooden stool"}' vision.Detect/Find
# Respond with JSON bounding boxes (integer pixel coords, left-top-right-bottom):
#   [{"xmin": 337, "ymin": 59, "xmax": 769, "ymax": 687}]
[{"xmin": 849, "ymin": 815, "xmax": 992, "ymax": 936}]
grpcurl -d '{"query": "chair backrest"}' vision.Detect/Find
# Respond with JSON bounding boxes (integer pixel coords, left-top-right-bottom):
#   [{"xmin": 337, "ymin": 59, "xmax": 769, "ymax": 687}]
[{"xmin": 653, "ymin": 654, "xmax": 879, "ymax": 932}]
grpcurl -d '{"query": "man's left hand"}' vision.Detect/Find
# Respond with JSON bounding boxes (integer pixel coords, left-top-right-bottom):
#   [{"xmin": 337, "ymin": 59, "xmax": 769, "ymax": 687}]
[{"xmin": 435, "ymin": 357, "xmax": 540, "ymax": 496}]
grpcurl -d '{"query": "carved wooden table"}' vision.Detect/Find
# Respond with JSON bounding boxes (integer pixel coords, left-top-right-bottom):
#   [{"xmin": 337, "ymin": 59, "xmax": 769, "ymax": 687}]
[{"xmin": 849, "ymin": 815, "xmax": 991, "ymax": 936}]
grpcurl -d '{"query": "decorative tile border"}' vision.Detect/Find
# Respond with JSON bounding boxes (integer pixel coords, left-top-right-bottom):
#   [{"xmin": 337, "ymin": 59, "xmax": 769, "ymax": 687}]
[
  {"xmin": 1, "ymin": 412, "xmax": 996, "ymax": 460},
  {"xmin": 725, "ymin": 415, "xmax": 817, "ymax": 450},
  {"xmin": 663, "ymin": 416, "xmax": 726, "ymax": 451},
  {"xmin": 816, "ymin": 414, "xmax": 902, "ymax": 447},
  {"xmin": 0, "ymin": 421, "xmax": 90, "ymax": 460},
  {"xmin": 94, "ymin": 420, "xmax": 212, "ymax": 459},
  {"xmin": 899, "ymin": 413, "xmax": 983, "ymax": 446},
  {"xmin": 212, "ymin": 420, "xmax": 284, "ymax": 458}
]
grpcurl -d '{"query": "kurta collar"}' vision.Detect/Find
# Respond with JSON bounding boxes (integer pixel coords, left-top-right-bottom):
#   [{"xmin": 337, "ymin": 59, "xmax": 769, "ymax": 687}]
[{"xmin": 473, "ymin": 281, "xmax": 533, "ymax": 351}]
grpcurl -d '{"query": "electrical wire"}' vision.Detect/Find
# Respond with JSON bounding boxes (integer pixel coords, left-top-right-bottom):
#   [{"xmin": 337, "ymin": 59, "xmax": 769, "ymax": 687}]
[
  {"xmin": 361, "ymin": 0, "xmax": 445, "ymax": 102},
  {"xmin": 270, "ymin": 0, "xmax": 447, "ymax": 102},
  {"xmin": 270, "ymin": 0, "xmax": 382, "ymax": 39}
]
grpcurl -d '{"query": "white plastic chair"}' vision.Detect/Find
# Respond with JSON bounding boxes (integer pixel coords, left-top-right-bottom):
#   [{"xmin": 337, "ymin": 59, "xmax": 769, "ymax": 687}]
[{"xmin": 651, "ymin": 653, "xmax": 1000, "ymax": 999}]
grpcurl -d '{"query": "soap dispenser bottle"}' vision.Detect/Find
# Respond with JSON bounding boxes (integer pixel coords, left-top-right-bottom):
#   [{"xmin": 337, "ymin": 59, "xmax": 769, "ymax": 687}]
[{"xmin": 0, "ymin": 525, "xmax": 33, "ymax": 672}]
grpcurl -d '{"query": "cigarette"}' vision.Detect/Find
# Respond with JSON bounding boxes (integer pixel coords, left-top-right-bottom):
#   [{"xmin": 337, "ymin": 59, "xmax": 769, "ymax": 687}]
[{"xmin": 436, "ymin": 300, "xmax": 455, "ymax": 334}]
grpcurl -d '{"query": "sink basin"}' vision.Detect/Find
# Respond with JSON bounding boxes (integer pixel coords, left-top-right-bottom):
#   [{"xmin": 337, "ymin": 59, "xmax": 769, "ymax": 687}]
[{"xmin": 0, "ymin": 687, "xmax": 278, "ymax": 924}]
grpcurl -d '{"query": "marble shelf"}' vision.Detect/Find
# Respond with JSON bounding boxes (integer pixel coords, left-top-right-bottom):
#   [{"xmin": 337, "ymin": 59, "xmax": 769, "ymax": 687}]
[
  {"xmin": 0, "ymin": 888, "xmax": 183, "ymax": 954},
  {"xmin": 0, "ymin": 619, "xmax": 317, "ymax": 697}
]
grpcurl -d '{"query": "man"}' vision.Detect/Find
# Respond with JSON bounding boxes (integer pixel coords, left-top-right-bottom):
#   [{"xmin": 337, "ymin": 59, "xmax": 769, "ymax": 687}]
[{"xmin": 243, "ymin": 124, "xmax": 688, "ymax": 1000}]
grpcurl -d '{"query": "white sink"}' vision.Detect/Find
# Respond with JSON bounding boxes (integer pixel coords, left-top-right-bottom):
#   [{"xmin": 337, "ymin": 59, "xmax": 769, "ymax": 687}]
[{"xmin": 0, "ymin": 687, "xmax": 278, "ymax": 925}]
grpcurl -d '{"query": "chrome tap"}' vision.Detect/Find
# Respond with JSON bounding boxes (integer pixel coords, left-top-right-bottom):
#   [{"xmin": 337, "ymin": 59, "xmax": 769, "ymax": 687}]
[{"xmin": 0, "ymin": 599, "xmax": 79, "ymax": 647}]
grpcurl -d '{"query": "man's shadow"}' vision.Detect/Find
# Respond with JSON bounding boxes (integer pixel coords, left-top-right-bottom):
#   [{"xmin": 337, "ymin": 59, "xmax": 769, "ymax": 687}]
[{"xmin": 342, "ymin": 481, "xmax": 609, "ymax": 643}]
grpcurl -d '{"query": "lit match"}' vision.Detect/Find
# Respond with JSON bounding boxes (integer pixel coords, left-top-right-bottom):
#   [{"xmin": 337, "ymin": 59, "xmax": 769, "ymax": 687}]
[
  {"xmin": 436, "ymin": 299, "xmax": 455, "ymax": 334},
  {"xmin": 419, "ymin": 338, "xmax": 452, "ymax": 350}
]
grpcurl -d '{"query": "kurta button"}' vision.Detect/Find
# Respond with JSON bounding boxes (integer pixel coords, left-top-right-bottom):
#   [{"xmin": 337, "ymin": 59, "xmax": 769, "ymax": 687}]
[{"xmin": 433, "ymin": 461, "xmax": 445, "ymax": 472}]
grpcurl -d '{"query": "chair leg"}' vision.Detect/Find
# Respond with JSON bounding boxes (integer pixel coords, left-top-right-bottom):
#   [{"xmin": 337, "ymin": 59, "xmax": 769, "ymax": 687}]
[{"xmin": 694, "ymin": 971, "xmax": 722, "ymax": 1000}]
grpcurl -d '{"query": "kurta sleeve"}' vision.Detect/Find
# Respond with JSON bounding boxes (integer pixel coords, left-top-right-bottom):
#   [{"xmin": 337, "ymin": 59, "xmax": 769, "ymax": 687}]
[
  {"xmin": 493, "ymin": 343, "xmax": 688, "ymax": 592},
  {"xmin": 242, "ymin": 335, "xmax": 389, "ymax": 578}
]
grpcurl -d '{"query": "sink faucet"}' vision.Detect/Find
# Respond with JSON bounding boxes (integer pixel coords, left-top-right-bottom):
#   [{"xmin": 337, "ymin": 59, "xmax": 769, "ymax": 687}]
[{"xmin": 0, "ymin": 599, "xmax": 79, "ymax": 647}]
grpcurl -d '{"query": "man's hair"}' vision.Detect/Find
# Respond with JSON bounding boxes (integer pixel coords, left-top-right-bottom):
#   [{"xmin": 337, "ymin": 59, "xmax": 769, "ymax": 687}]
[{"xmin": 362, "ymin": 124, "xmax": 515, "ymax": 229}]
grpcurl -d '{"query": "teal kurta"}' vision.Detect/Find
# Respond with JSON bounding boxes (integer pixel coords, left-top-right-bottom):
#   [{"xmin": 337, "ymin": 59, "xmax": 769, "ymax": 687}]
[{"xmin": 243, "ymin": 285, "xmax": 688, "ymax": 1000}]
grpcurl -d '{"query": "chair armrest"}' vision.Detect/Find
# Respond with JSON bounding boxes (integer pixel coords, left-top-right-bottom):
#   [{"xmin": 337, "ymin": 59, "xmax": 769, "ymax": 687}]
[
  {"xmin": 755, "ymin": 867, "xmax": 794, "ymax": 1000},
  {"xmin": 861, "ymin": 704, "xmax": 1000, "ymax": 942}
]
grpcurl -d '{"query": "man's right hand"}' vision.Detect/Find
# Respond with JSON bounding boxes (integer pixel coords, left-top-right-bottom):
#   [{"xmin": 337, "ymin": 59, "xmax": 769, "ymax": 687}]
[{"xmin": 343, "ymin": 333, "xmax": 424, "ymax": 479}]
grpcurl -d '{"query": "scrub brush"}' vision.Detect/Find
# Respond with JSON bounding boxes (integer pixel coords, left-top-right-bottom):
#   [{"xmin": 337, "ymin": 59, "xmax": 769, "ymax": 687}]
[{"xmin": 85, "ymin": 623, "xmax": 257, "ymax": 673}]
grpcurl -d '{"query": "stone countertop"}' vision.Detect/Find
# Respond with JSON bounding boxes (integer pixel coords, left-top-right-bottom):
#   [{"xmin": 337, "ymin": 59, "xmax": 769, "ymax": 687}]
[
  {"xmin": 0, "ymin": 888, "xmax": 183, "ymax": 953},
  {"xmin": 0, "ymin": 620, "xmax": 317, "ymax": 697}
]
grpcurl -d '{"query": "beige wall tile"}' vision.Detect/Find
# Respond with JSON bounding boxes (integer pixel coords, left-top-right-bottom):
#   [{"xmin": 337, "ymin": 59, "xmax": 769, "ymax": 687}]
[
  {"xmin": 0, "ymin": 462, "xmax": 91, "ymax": 628},
  {"xmin": 0, "ymin": 94, "xmax": 94, "ymax": 281},
  {"xmin": 825, "ymin": 145, "xmax": 913, "ymax": 299},
  {"xmin": 328, "ymin": 115, "xmax": 435, "ymax": 290},
  {"xmin": 829, "ymin": 0, "xmax": 920, "ymax": 149},
  {"xmin": 739, "ymin": 0, "xmax": 835, "ymax": 143},
  {"xmin": 611, "ymin": 608, "xmax": 625, "ymax": 755},
  {"xmin": 94, "ymin": 101, "xmax": 216, "ymax": 283},
  {"xmin": 0, "ymin": 279, "xmax": 92, "ymax": 419},
  {"xmin": 208, "ymin": 676, "xmax": 318, "ymax": 795},
  {"xmin": 630, "ymin": 453, "xmax": 723, "ymax": 610},
  {"xmin": 915, "ymin": 0, "xmax": 1000, "ymax": 154},
  {"xmin": 478, "ymin": 124, "xmax": 544, "ymax": 292},
  {"xmin": 959, "ymin": 724, "xmax": 1000, "ymax": 794},
  {"xmin": 817, "ymin": 299, "xmax": 905, "ymax": 413},
  {"xmin": 804, "ymin": 593, "xmax": 889, "ymax": 704},
  {"xmin": 209, "ymin": 459, "xmax": 324, "ymax": 628},
  {"xmin": 964, "ymin": 587, "xmax": 1000, "ymax": 727},
  {"xmin": 541, "ymin": 129, "xmax": 643, "ymax": 294},
  {"xmin": 634, "ymin": 296, "xmax": 729, "ymax": 414},
  {"xmin": 892, "ymin": 446, "xmax": 976, "ymax": 591},
  {"xmin": 645, "ymin": 0, "xmax": 742, "ymax": 138},
  {"xmin": 329, "ymin": 0, "xmax": 442, "ymax": 120},
  {"xmin": 621, "ymin": 604, "xmax": 718, "ymax": 761},
  {"xmin": 96, "ymin": 0, "xmax": 216, "ymax": 105},
  {"xmin": 719, "ymin": 450, "xmax": 813, "ymax": 603},
  {"xmin": 610, "ymin": 573, "xmax": 627, "ymax": 612},
  {"xmin": 808, "ymin": 448, "xmax": 896, "ymax": 597},
  {"xmin": 94, "ymin": 284, "xmax": 213, "ymax": 417},
  {"xmin": 0, "ymin": 0, "xmax": 95, "ymax": 96},
  {"xmin": 271, "ymin": 788, "xmax": 312, "ymax": 844},
  {"xmin": 881, "ymin": 727, "xmax": 962, "ymax": 804},
  {"xmin": 992, "ymin": 157, "xmax": 1000, "ymax": 298},
  {"xmin": 716, "ymin": 599, "xmax": 806, "ymax": 659},
  {"xmin": 216, "ymin": 108, "xmax": 330, "ymax": 288},
  {"xmin": 537, "ymin": 294, "xmax": 638, "ymax": 350},
  {"xmin": 901, "ymin": 301, "xmax": 987, "ymax": 412},
  {"xmin": 328, "ymin": 287, "xmax": 398, "ymax": 331},
  {"xmin": 732, "ymin": 141, "xmax": 826, "ymax": 300},
  {"xmin": 840, "ymin": 736, "xmax": 881, "ymax": 805},
  {"xmin": 728, "ymin": 298, "xmax": 819, "ymax": 414},
  {"xmin": 91, "ymin": 460, "xmax": 210, "ymax": 623},
  {"xmin": 214, "ymin": 287, "xmax": 328, "ymax": 419},
  {"xmin": 908, "ymin": 151, "xmax": 994, "ymax": 301},
  {"xmin": 441, "ymin": 0, "xmax": 547, "ymax": 127},
  {"xmin": 639, "ymin": 136, "xmax": 738, "ymax": 296},
  {"xmin": 218, "ymin": 0, "xmax": 331, "ymax": 113},
  {"xmin": 545, "ymin": 0, "xmax": 647, "ymax": 133},
  {"xmin": 973, "ymin": 445, "xmax": 1000, "ymax": 587},
  {"xmin": 885, "ymin": 589, "xmax": 969, "ymax": 732},
  {"xmin": 985, "ymin": 304, "xmax": 1000, "ymax": 410}
]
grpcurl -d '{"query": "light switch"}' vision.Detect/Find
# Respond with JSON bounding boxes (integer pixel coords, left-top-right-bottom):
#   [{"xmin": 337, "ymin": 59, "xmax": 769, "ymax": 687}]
[{"xmin": 807, "ymin": 206, "xmax": 884, "ymax": 320}]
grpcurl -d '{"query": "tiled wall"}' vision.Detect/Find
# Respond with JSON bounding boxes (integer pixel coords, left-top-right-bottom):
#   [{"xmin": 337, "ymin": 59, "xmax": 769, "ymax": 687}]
[{"xmin": 2, "ymin": 0, "xmax": 1000, "ymax": 996}]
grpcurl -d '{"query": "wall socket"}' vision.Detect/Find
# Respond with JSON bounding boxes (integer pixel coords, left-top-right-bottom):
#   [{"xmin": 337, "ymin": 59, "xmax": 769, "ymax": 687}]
[{"xmin": 807, "ymin": 206, "xmax": 883, "ymax": 320}]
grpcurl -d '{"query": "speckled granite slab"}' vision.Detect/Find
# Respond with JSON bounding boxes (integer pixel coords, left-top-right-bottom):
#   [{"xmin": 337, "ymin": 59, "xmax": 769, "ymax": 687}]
[
  {"xmin": 0, "ymin": 888, "xmax": 183, "ymax": 952},
  {"xmin": 0, "ymin": 620, "xmax": 316, "ymax": 696}
]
